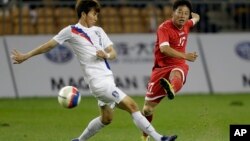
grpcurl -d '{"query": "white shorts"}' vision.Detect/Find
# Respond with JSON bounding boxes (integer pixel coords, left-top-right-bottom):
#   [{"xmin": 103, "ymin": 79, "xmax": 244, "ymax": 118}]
[{"xmin": 88, "ymin": 76, "xmax": 127, "ymax": 108}]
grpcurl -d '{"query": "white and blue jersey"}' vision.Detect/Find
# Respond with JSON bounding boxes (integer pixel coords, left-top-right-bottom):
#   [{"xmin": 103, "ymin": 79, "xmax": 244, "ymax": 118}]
[
  {"xmin": 53, "ymin": 23, "xmax": 113, "ymax": 83},
  {"xmin": 53, "ymin": 23, "xmax": 126, "ymax": 106}
]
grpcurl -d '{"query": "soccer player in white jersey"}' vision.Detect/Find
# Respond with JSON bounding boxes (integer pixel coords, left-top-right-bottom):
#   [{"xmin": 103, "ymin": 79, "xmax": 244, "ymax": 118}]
[{"xmin": 11, "ymin": 0, "xmax": 177, "ymax": 141}]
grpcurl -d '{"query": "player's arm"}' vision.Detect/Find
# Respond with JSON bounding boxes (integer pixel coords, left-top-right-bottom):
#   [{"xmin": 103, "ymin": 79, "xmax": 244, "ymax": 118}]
[
  {"xmin": 96, "ymin": 45, "xmax": 117, "ymax": 60},
  {"xmin": 104, "ymin": 45, "xmax": 117, "ymax": 60},
  {"xmin": 11, "ymin": 39, "xmax": 58, "ymax": 64},
  {"xmin": 160, "ymin": 45, "xmax": 198, "ymax": 62},
  {"xmin": 191, "ymin": 12, "xmax": 200, "ymax": 25}
]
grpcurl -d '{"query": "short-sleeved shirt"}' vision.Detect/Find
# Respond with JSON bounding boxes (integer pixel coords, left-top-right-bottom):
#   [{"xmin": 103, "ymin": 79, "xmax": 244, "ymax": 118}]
[
  {"xmin": 53, "ymin": 23, "xmax": 113, "ymax": 83},
  {"xmin": 153, "ymin": 19, "xmax": 194, "ymax": 69},
  {"xmin": 145, "ymin": 19, "xmax": 195, "ymax": 101}
]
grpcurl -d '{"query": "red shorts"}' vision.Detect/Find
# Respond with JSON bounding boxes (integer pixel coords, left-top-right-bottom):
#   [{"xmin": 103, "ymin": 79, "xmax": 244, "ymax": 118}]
[{"xmin": 145, "ymin": 64, "xmax": 189, "ymax": 102}]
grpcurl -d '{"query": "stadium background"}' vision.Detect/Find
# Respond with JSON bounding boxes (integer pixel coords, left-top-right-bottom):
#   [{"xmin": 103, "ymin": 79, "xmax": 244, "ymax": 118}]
[
  {"xmin": 0, "ymin": 1, "xmax": 250, "ymax": 141},
  {"xmin": 1, "ymin": 0, "xmax": 249, "ymax": 98}
]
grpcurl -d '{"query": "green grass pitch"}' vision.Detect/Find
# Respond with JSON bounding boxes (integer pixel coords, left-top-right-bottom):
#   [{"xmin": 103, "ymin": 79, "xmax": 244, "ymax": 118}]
[{"xmin": 0, "ymin": 94, "xmax": 250, "ymax": 141}]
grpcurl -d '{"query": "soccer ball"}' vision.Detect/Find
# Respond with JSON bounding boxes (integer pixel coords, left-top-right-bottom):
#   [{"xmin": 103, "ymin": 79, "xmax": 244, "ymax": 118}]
[{"xmin": 58, "ymin": 86, "xmax": 81, "ymax": 109}]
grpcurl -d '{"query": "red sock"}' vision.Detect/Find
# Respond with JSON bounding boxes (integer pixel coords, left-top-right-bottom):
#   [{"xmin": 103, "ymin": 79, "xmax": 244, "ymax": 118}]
[
  {"xmin": 143, "ymin": 114, "xmax": 153, "ymax": 136},
  {"xmin": 170, "ymin": 76, "xmax": 183, "ymax": 93}
]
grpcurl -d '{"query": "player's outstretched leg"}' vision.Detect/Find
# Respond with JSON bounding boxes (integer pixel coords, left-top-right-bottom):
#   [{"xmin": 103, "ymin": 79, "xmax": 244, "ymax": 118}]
[
  {"xmin": 161, "ymin": 135, "xmax": 178, "ymax": 141},
  {"xmin": 160, "ymin": 78, "xmax": 175, "ymax": 100}
]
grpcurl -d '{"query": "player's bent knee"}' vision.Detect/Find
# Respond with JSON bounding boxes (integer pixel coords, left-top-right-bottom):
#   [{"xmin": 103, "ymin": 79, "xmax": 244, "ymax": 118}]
[
  {"xmin": 129, "ymin": 98, "xmax": 140, "ymax": 111},
  {"xmin": 129, "ymin": 100, "xmax": 139, "ymax": 110},
  {"xmin": 118, "ymin": 96, "xmax": 139, "ymax": 113},
  {"xmin": 125, "ymin": 102, "xmax": 139, "ymax": 113},
  {"xmin": 101, "ymin": 117, "xmax": 113, "ymax": 125}
]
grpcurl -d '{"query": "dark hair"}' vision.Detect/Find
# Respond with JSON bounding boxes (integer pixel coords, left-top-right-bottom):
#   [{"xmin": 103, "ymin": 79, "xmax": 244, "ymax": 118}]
[
  {"xmin": 173, "ymin": 0, "xmax": 192, "ymax": 18},
  {"xmin": 75, "ymin": 0, "xmax": 100, "ymax": 19}
]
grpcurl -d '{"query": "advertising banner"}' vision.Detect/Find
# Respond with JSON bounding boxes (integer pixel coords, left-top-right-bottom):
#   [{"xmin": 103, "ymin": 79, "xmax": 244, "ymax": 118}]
[
  {"xmin": 0, "ymin": 38, "xmax": 16, "ymax": 97},
  {"xmin": 5, "ymin": 33, "xmax": 249, "ymax": 97},
  {"xmin": 200, "ymin": 33, "xmax": 250, "ymax": 93},
  {"xmin": 5, "ymin": 34, "xmax": 209, "ymax": 97}
]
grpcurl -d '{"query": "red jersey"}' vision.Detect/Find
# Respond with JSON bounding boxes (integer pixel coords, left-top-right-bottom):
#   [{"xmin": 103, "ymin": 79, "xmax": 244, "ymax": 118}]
[{"xmin": 153, "ymin": 19, "xmax": 194, "ymax": 69}]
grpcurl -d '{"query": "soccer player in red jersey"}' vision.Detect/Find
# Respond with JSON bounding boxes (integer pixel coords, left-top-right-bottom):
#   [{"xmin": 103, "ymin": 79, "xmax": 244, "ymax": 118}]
[{"xmin": 141, "ymin": 0, "xmax": 200, "ymax": 140}]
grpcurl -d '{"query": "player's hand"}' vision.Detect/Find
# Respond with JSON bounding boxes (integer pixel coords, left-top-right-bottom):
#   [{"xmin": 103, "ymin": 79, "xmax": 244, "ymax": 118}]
[
  {"xmin": 191, "ymin": 12, "xmax": 200, "ymax": 23},
  {"xmin": 186, "ymin": 52, "xmax": 198, "ymax": 62},
  {"xmin": 96, "ymin": 50, "xmax": 108, "ymax": 59},
  {"xmin": 11, "ymin": 49, "xmax": 28, "ymax": 64},
  {"xmin": 191, "ymin": 12, "xmax": 199, "ymax": 18}
]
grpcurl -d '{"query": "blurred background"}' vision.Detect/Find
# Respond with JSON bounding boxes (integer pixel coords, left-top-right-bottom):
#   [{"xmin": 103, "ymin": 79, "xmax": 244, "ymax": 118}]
[
  {"xmin": 0, "ymin": 0, "xmax": 250, "ymax": 98},
  {"xmin": 1, "ymin": 2, "xmax": 249, "ymax": 141},
  {"xmin": 1, "ymin": 0, "xmax": 250, "ymax": 34}
]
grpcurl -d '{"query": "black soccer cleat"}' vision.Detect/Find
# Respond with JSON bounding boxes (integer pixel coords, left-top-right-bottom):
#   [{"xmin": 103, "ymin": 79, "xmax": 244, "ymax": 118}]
[
  {"xmin": 160, "ymin": 78, "xmax": 175, "ymax": 100},
  {"xmin": 161, "ymin": 135, "xmax": 178, "ymax": 141}
]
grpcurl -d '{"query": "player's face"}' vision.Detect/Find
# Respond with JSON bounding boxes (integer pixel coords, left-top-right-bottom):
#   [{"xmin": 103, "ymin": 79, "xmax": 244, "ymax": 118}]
[
  {"xmin": 85, "ymin": 9, "xmax": 98, "ymax": 27},
  {"xmin": 172, "ymin": 5, "xmax": 190, "ymax": 28}
]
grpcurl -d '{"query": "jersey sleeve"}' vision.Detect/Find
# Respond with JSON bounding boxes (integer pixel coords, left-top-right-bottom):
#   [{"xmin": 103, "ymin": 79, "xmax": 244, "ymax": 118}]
[
  {"xmin": 186, "ymin": 20, "xmax": 194, "ymax": 28},
  {"xmin": 99, "ymin": 27, "xmax": 113, "ymax": 48},
  {"xmin": 158, "ymin": 26, "xmax": 170, "ymax": 47},
  {"xmin": 53, "ymin": 26, "xmax": 72, "ymax": 44}
]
